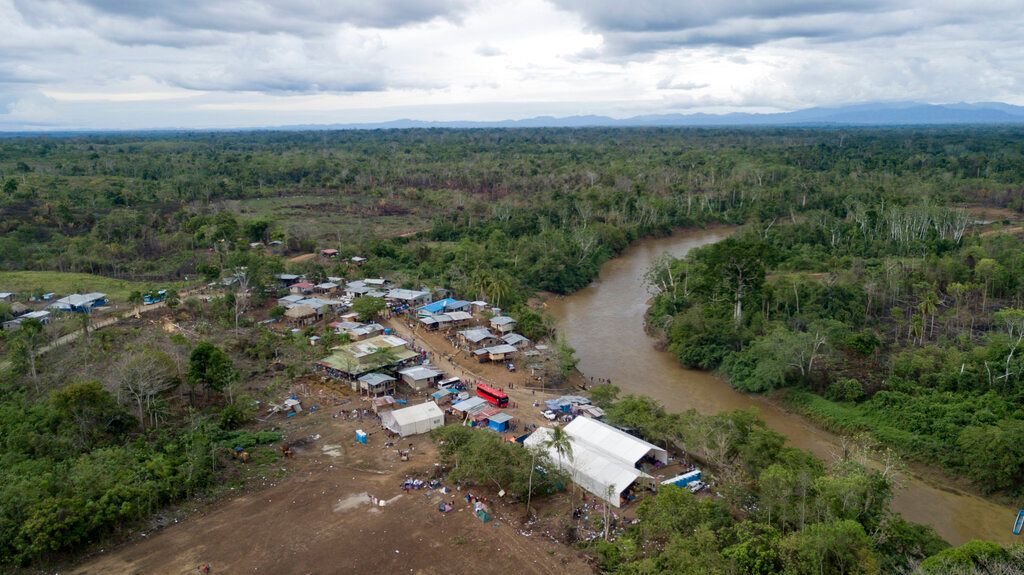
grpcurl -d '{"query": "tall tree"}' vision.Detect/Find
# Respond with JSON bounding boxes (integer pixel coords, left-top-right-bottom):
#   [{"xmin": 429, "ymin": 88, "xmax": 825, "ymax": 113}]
[
  {"xmin": 187, "ymin": 342, "xmax": 237, "ymax": 404},
  {"xmin": 692, "ymin": 238, "xmax": 768, "ymax": 327},
  {"xmin": 10, "ymin": 318, "xmax": 46, "ymax": 392}
]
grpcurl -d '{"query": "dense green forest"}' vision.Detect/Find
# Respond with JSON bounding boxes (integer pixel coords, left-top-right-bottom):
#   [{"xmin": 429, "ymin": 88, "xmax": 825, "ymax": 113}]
[
  {"xmin": 3, "ymin": 127, "xmax": 1024, "ymax": 568},
  {"xmin": 590, "ymin": 389, "xmax": 1023, "ymax": 574},
  {"xmin": 647, "ymin": 195, "xmax": 1024, "ymax": 496},
  {"xmin": 4, "ymin": 127, "xmax": 1021, "ymax": 293}
]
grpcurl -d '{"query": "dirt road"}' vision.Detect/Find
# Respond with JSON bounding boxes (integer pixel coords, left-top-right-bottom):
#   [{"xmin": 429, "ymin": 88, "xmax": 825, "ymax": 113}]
[
  {"xmin": 70, "ymin": 391, "xmax": 593, "ymax": 575},
  {"xmin": 383, "ymin": 317, "xmax": 573, "ymax": 429}
]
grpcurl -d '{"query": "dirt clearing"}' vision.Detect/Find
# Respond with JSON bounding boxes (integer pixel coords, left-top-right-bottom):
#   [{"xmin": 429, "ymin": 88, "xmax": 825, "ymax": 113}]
[
  {"xmin": 70, "ymin": 399, "xmax": 593, "ymax": 575},
  {"xmin": 287, "ymin": 253, "xmax": 317, "ymax": 264}
]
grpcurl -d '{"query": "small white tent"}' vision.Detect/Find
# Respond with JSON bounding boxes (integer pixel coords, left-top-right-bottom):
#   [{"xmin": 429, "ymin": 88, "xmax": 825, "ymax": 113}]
[{"xmin": 380, "ymin": 401, "xmax": 445, "ymax": 437}]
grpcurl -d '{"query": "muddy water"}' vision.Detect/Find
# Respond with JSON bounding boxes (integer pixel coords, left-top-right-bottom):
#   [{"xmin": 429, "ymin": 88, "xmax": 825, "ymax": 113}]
[{"xmin": 547, "ymin": 228, "xmax": 1016, "ymax": 546}]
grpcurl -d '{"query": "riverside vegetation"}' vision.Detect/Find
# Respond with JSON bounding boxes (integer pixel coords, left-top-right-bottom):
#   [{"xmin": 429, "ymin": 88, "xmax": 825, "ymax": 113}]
[{"xmin": 2, "ymin": 128, "xmax": 1024, "ymax": 570}]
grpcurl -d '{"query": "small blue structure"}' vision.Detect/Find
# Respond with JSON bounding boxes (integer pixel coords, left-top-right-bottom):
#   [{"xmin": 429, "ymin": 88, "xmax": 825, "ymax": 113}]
[
  {"xmin": 661, "ymin": 469, "xmax": 702, "ymax": 488},
  {"xmin": 431, "ymin": 388, "xmax": 456, "ymax": 402},
  {"xmin": 1014, "ymin": 509, "xmax": 1024, "ymax": 536},
  {"xmin": 487, "ymin": 412, "xmax": 513, "ymax": 433},
  {"xmin": 355, "ymin": 429, "xmax": 368, "ymax": 445},
  {"xmin": 143, "ymin": 289, "xmax": 168, "ymax": 305}
]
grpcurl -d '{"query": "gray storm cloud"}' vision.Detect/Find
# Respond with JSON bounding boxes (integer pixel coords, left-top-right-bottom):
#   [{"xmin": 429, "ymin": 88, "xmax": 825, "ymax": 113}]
[{"xmin": 0, "ymin": 0, "xmax": 1022, "ymax": 129}]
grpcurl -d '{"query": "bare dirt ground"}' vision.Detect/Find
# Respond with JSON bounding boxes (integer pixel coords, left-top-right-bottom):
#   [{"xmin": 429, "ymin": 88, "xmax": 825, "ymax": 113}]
[
  {"xmin": 67, "ymin": 307, "xmax": 605, "ymax": 575},
  {"xmin": 980, "ymin": 225, "xmax": 1024, "ymax": 237},
  {"xmin": 69, "ymin": 386, "xmax": 594, "ymax": 575},
  {"xmin": 287, "ymin": 253, "xmax": 317, "ymax": 264},
  {"xmin": 959, "ymin": 205, "xmax": 1022, "ymax": 223}
]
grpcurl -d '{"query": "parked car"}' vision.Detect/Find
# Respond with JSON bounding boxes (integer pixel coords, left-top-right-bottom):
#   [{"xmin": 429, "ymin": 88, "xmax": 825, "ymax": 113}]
[
  {"xmin": 506, "ymin": 362, "xmax": 516, "ymax": 372},
  {"xmin": 541, "ymin": 410, "xmax": 557, "ymax": 421},
  {"xmin": 688, "ymin": 481, "xmax": 708, "ymax": 494}
]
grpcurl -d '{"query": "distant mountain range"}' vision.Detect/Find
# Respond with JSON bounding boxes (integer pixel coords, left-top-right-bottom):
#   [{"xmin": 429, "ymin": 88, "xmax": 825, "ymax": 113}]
[{"xmin": 280, "ymin": 102, "xmax": 1024, "ymax": 130}]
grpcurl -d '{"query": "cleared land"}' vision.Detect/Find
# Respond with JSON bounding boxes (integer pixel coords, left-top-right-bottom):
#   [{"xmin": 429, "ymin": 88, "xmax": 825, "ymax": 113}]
[
  {"xmin": 69, "ymin": 387, "xmax": 594, "ymax": 575},
  {"xmin": 219, "ymin": 194, "xmax": 433, "ymax": 241},
  {"xmin": 0, "ymin": 271, "xmax": 183, "ymax": 301}
]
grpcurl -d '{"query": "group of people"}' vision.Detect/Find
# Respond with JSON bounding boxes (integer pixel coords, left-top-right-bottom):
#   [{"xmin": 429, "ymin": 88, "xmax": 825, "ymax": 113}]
[
  {"xmin": 401, "ymin": 477, "xmax": 426, "ymax": 491},
  {"xmin": 334, "ymin": 408, "xmax": 370, "ymax": 420}
]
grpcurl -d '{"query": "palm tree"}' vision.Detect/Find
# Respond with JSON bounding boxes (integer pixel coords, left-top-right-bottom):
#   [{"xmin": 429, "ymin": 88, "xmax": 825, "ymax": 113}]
[
  {"xmin": 127, "ymin": 290, "xmax": 143, "ymax": 314},
  {"xmin": 544, "ymin": 425, "xmax": 574, "ymax": 515},
  {"xmin": 909, "ymin": 315, "xmax": 924, "ymax": 346},
  {"xmin": 918, "ymin": 290, "xmax": 938, "ymax": 339},
  {"xmin": 13, "ymin": 318, "xmax": 45, "ymax": 392},
  {"xmin": 544, "ymin": 424, "xmax": 573, "ymax": 471}
]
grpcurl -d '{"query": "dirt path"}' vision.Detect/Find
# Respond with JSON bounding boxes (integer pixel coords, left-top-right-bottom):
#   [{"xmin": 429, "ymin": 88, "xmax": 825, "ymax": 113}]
[
  {"xmin": 36, "ymin": 301, "xmax": 167, "ymax": 355},
  {"xmin": 383, "ymin": 317, "xmax": 572, "ymax": 429},
  {"xmin": 33, "ymin": 285, "xmax": 211, "ymax": 357},
  {"xmin": 288, "ymin": 253, "xmax": 317, "ymax": 263}
]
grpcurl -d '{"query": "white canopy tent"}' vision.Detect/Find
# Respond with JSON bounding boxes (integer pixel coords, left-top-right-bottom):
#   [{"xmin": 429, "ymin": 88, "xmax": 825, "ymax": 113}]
[
  {"xmin": 523, "ymin": 417, "xmax": 667, "ymax": 508},
  {"xmin": 564, "ymin": 416, "xmax": 668, "ymax": 467},
  {"xmin": 380, "ymin": 402, "xmax": 445, "ymax": 437}
]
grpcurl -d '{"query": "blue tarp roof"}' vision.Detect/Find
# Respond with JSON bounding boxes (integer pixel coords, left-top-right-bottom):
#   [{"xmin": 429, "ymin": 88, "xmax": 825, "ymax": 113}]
[
  {"xmin": 431, "ymin": 388, "xmax": 456, "ymax": 400},
  {"xmin": 419, "ymin": 297, "xmax": 471, "ymax": 314},
  {"xmin": 419, "ymin": 298, "xmax": 456, "ymax": 314},
  {"xmin": 545, "ymin": 396, "xmax": 590, "ymax": 410},
  {"xmin": 545, "ymin": 399, "xmax": 568, "ymax": 410}
]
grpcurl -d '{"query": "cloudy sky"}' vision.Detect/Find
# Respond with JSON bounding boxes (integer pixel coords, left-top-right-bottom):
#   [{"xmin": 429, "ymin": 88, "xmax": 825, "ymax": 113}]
[{"xmin": 1, "ymin": 0, "xmax": 1023, "ymax": 130}]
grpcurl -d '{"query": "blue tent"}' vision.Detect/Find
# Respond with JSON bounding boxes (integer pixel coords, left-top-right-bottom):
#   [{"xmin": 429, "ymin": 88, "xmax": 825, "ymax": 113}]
[
  {"xmin": 487, "ymin": 412, "xmax": 513, "ymax": 432},
  {"xmin": 544, "ymin": 398, "xmax": 568, "ymax": 412}
]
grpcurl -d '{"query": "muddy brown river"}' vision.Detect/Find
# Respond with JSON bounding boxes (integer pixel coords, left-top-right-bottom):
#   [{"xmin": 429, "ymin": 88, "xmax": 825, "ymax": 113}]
[{"xmin": 548, "ymin": 228, "xmax": 1017, "ymax": 546}]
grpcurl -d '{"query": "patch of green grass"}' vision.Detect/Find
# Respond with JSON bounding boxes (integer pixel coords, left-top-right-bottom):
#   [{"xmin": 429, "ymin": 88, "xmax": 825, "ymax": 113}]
[
  {"xmin": 220, "ymin": 194, "xmax": 431, "ymax": 241},
  {"xmin": 776, "ymin": 389, "xmax": 948, "ymax": 466},
  {"xmin": 778, "ymin": 389, "xmax": 871, "ymax": 434},
  {"xmin": 0, "ymin": 271, "xmax": 186, "ymax": 302}
]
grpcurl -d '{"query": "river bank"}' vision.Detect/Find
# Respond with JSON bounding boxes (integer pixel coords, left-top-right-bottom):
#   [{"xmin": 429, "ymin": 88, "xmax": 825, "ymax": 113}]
[
  {"xmin": 546, "ymin": 227, "xmax": 1018, "ymax": 546},
  {"xmin": 641, "ymin": 289, "xmax": 1019, "ymax": 519}
]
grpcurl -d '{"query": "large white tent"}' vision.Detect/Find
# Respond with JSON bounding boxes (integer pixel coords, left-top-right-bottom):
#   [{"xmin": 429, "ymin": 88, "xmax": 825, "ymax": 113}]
[
  {"xmin": 380, "ymin": 401, "xmax": 445, "ymax": 437},
  {"xmin": 523, "ymin": 417, "xmax": 667, "ymax": 508},
  {"xmin": 564, "ymin": 416, "xmax": 668, "ymax": 467}
]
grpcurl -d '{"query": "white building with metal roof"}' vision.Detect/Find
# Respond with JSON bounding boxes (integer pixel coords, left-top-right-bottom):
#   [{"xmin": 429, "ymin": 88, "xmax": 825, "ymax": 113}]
[
  {"xmin": 380, "ymin": 401, "xmax": 445, "ymax": 437},
  {"xmin": 523, "ymin": 417, "xmax": 667, "ymax": 508},
  {"xmin": 398, "ymin": 365, "xmax": 443, "ymax": 390}
]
